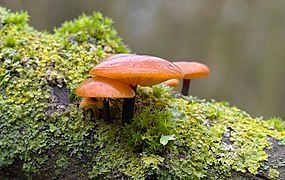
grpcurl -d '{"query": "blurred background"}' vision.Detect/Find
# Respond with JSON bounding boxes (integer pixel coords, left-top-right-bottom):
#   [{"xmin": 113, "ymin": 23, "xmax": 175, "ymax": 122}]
[{"xmin": 1, "ymin": 0, "xmax": 285, "ymax": 119}]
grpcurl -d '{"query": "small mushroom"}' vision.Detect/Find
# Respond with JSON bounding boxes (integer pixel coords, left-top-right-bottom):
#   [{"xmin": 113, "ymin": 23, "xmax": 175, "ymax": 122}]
[
  {"xmin": 76, "ymin": 76, "xmax": 135, "ymax": 123},
  {"xmin": 162, "ymin": 79, "xmax": 180, "ymax": 89},
  {"xmin": 90, "ymin": 54, "xmax": 184, "ymax": 124},
  {"xmin": 79, "ymin": 97, "xmax": 103, "ymax": 118},
  {"xmin": 173, "ymin": 61, "xmax": 210, "ymax": 96}
]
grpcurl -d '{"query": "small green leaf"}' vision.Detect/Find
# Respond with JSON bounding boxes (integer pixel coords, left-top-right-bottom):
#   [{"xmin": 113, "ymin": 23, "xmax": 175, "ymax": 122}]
[
  {"xmin": 160, "ymin": 134, "xmax": 176, "ymax": 146},
  {"xmin": 49, "ymin": 124, "xmax": 57, "ymax": 132}
]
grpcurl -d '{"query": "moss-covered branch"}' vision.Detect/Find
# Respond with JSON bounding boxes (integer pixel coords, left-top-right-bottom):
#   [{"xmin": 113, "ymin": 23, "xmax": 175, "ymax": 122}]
[{"xmin": 0, "ymin": 7, "xmax": 285, "ymax": 180}]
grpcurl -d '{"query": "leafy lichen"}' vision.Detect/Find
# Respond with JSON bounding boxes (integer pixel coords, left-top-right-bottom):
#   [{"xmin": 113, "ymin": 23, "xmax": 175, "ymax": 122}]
[{"xmin": 0, "ymin": 6, "xmax": 285, "ymax": 179}]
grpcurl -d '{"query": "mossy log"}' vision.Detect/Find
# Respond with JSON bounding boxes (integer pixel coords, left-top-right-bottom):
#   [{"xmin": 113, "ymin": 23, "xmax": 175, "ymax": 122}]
[{"xmin": 0, "ymin": 7, "xmax": 285, "ymax": 180}]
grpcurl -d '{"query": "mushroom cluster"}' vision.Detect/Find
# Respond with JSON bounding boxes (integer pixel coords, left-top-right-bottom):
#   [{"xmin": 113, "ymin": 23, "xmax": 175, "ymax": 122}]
[
  {"xmin": 76, "ymin": 76, "xmax": 135, "ymax": 123},
  {"xmin": 76, "ymin": 54, "xmax": 184, "ymax": 124},
  {"xmin": 173, "ymin": 61, "xmax": 210, "ymax": 96},
  {"xmin": 163, "ymin": 79, "xmax": 180, "ymax": 89}
]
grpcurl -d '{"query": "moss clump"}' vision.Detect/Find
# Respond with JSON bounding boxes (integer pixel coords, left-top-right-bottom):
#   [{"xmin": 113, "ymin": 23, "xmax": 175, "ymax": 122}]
[
  {"xmin": 0, "ymin": 6, "xmax": 128, "ymax": 178},
  {"xmin": 87, "ymin": 85, "xmax": 285, "ymax": 179},
  {"xmin": 0, "ymin": 6, "xmax": 285, "ymax": 179}
]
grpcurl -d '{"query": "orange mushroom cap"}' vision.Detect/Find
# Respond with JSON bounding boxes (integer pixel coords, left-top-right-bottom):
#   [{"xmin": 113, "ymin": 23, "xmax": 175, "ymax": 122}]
[
  {"xmin": 163, "ymin": 79, "xmax": 180, "ymax": 89},
  {"xmin": 79, "ymin": 97, "xmax": 103, "ymax": 109},
  {"xmin": 76, "ymin": 76, "xmax": 135, "ymax": 98},
  {"xmin": 173, "ymin": 61, "xmax": 210, "ymax": 79},
  {"xmin": 103, "ymin": 54, "xmax": 136, "ymax": 61},
  {"xmin": 90, "ymin": 54, "xmax": 184, "ymax": 87}
]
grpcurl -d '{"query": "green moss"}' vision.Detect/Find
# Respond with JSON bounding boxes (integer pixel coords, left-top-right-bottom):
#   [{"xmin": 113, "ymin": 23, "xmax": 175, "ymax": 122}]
[
  {"xmin": 0, "ymin": 6, "xmax": 128, "ymax": 177},
  {"xmin": 268, "ymin": 168, "xmax": 280, "ymax": 179},
  {"xmin": 87, "ymin": 85, "xmax": 285, "ymax": 179},
  {"xmin": 265, "ymin": 117, "xmax": 285, "ymax": 132},
  {"xmin": 0, "ymin": 6, "xmax": 285, "ymax": 179},
  {"xmin": 122, "ymin": 107, "xmax": 175, "ymax": 153}
]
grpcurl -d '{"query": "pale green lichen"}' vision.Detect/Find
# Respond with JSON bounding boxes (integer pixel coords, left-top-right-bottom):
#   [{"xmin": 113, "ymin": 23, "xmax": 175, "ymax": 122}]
[
  {"xmin": 0, "ymin": 6, "xmax": 128, "ymax": 177},
  {"xmin": 268, "ymin": 168, "xmax": 280, "ymax": 179},
  {"xmin": 0, "ymin": 6, "xmax": 285, "ymax": 179}
]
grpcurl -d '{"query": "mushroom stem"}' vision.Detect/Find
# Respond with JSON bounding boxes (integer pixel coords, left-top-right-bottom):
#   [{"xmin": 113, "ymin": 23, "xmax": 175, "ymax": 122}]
[
  {"xmin": 91, "ymin": 106, "xmax": 100, "ymax": 119},
  {"xmin": 122, "ymin": 85, "xmax": 137, "ymax": 125},
  {"xmin": 181, "ymin": 79, "xmax": 191, "ymax": 96},
  {"xmin": 102, "ymin": 98, "xmax": 111, "ymax": 123}
]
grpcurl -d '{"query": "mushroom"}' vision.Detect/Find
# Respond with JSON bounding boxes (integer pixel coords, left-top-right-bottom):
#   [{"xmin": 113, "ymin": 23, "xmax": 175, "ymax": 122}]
[
  {"xmin": 102, "ymin": 53, "xmax": 136, "ymax": 61},
  {"xmin": 76, "ymin": 76, "xmax": 135, "ymax": 123},
  {"xmin": 173, "ymin": 61, "xmax": 210, "ymax": 96},
  {"xmin": 162, "ymin": 79, "xmax": 180, "ymax": 89},
  {"xmin": 90, "ymin": 54, "xmax": 184, "ymax": 124},
  {"xmin": 79, "ymin": 97, "xmax": 103, "ymax": 118}
]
